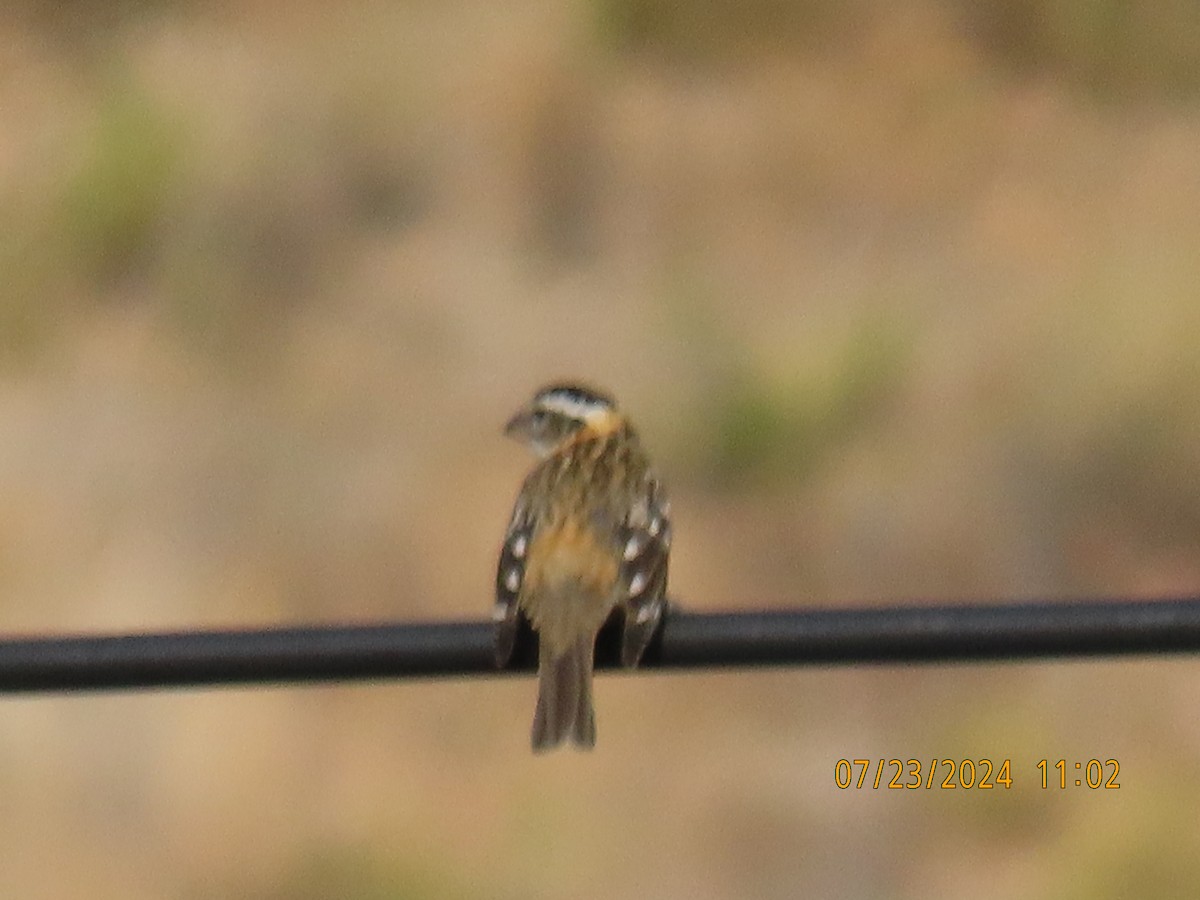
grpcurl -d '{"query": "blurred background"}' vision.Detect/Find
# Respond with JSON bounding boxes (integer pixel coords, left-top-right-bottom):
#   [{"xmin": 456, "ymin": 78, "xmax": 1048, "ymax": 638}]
[{"xmin": 3, "ymin": 0, "xmax": 1200, "ymax": 896}]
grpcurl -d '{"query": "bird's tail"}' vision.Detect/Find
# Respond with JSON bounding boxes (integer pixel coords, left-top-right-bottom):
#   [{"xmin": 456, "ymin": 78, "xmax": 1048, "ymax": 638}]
[{"xmin": 531, "ymin": 637, "xmax": 596, "ymax": 752}]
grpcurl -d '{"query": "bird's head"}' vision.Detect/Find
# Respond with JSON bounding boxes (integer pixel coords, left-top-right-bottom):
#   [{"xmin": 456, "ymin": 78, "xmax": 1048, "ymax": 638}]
[{"xmin": 504, "ymin": 382, "xmax": 621, "ymax": 457}]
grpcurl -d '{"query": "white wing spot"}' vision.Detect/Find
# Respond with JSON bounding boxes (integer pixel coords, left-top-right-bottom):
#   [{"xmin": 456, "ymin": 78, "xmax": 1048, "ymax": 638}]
[
  {"xmin": 504, "ymin": 568, "xmax": 521, "ymax": 593},
  {"xmin": 628, "ymin": 571, "xmax": 648, "ymax": 596},
  {"xmin": 659, "ymin": 499, "xmax": 672, "ymax": 517},
  {"xmin": 635, "ymin": 603, "xmax": 657, "ymax": 624},
  {"xmin": 623, "ymin": 534, "xmax": 642, "ymax": 561},
  {"xmin": 511, "ymin": 534, "xmax": 528, "ymax": 558},
  {"xmin": 492, "ymin": 602, "xmax": 509, "ymax": 621},
  {"xmin": 648, "ymin": 517, "xmax": 662, "ymax": 537},
  {"xmin": 661, "ymin": 524, "xmax": 673, "ymax": 549}
]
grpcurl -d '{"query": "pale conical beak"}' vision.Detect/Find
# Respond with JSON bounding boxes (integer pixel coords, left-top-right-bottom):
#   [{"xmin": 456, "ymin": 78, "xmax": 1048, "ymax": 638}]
[{"xmin": 504, "ymin": 409, "xmax": 533, "ymax": 439}]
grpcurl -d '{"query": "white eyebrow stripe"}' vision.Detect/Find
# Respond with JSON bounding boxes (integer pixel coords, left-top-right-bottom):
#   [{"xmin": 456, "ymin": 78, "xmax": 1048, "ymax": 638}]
[{"xmin": 537, "ymin": 393, "xmax": 610, "ymax": 422}]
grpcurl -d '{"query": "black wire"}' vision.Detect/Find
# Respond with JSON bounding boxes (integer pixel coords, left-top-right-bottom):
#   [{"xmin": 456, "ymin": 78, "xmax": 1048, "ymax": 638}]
[{"xmin": 0, "ymin": 596, "xmax": 1198, "ymax": 693}]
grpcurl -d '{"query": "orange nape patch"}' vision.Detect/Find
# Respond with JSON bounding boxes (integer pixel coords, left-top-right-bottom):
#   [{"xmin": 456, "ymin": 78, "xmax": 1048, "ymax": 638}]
[{"xmin": 577, "ymin": 408, "xmax": 623, "ymax": 439}]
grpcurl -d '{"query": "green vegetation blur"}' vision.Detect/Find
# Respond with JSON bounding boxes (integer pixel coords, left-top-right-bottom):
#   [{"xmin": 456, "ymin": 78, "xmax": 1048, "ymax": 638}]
[{"xmin": 2, "ymin": 2, "xmax": 1200, "ymax": 898}]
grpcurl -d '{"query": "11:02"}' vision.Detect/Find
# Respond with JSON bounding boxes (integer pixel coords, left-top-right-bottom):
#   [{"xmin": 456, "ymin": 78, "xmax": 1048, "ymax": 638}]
[{"xmin": 1037, "ymin": 759, "xmax": 1120, "ymax": 789}]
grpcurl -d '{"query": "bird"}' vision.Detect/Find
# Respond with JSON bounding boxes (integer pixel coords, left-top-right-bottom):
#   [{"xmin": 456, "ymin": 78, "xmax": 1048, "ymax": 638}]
[{"xmin": 494, "ymin": 382, "xmax": 671, "ymax": 751}]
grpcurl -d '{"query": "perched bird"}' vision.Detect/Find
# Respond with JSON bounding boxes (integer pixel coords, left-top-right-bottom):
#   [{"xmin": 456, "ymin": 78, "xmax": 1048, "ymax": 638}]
[{"xmin": 494, "ymin": 382, "xmax": 671, "ymax": 751}]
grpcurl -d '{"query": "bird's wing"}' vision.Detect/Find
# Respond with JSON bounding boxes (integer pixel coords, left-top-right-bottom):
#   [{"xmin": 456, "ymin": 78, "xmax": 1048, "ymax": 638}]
[
  {"xmin": 494, "ymin": 495, "xmax": 535, "ymax": 667},
  {"xmin": 617, "ymin": 475, "xmax": 671, "ymax": 667}
]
